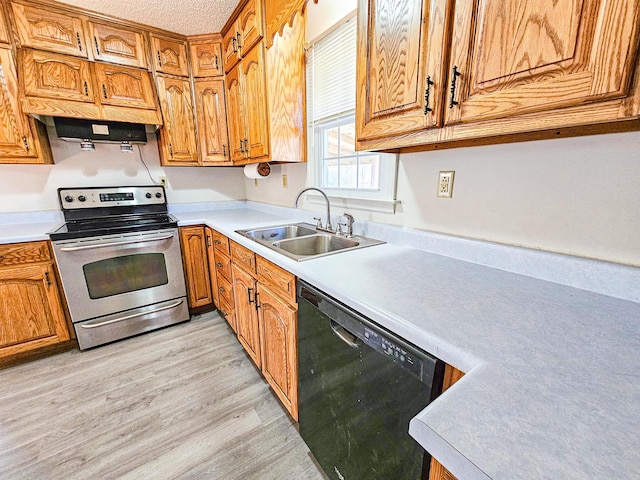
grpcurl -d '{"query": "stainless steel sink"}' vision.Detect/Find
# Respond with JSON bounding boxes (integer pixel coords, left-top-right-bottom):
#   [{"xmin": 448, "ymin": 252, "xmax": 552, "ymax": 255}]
[
  {"xmin": 243, "ymin": 223, "xmax": 317, "ymax": 242},
  {"xmin": 236, "ymin": 223, "xmax": 384, "ymax": 261}
]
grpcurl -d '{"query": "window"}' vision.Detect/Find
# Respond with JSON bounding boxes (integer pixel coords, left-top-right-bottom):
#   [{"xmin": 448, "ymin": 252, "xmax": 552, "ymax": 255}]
[{"xmin": 306, "ymin": 14, "xmax": 398, "ymax": 213}]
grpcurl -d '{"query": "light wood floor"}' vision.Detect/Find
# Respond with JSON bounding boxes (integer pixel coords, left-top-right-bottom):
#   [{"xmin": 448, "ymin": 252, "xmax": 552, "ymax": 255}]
[{"xmin": 0, "ymin": 312, "xmax": 327, "ymax": 480}]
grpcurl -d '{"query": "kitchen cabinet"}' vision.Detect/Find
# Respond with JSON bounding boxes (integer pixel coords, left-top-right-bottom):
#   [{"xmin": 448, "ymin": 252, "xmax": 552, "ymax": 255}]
[
  {"xmin": 19, "ymin": 48, "xmax": 161, "ymax": 124},
  {"xmin": 429, "ymin": 364, "xmax": 464, "ymax": 480},
  {"xmin": 151, "ymin": 34, "xmax": 189, "ymax": 77},
  {"xmin": 87, "ymin": 21, "xmax": 148, "ymax": 69},
  {"xmin": 189, "ymin": 35, "xmax": 223, "ymax": 77},
  {"xmin": 0, "ymin": 3, "xmax": 9, "ymax": 45},
  {"xmin": 230, "ymin": 240, "xmax": 298, "ymax": 419},
  {"xmin": 179, "ymin": 226, "xmax": 213, "ymax": 309},
  {"xmin": 0, "ymin": 241, "xmax": 71, "ymax": 361},
  {"xmin": 225, "ymin": 41, "xmax": 269, "ymax": 163},
  {"xmin": 194, "ymin": 78, "xmax": 230, "ymax": 165},
  {"xmin": 207, "ymin": 227, "xmax": 236, "ymax": 331},
  {"xmin": 11, "ymin": 0, "xmax": 88, "ymax": 57},
  {"xmin": 0, "ymin": 47, "xmax": 51, "ymax": 164},
  {"xmin": 356, "ymin": 0, "xmax": 640, "ymax": 151},
  {"xmin": 222, "ymin": 0, "xmax": 263, "ymax": 74},
  {"xmin": 156, "ymin": 75, "xmax": 198, "ymax": 165}
]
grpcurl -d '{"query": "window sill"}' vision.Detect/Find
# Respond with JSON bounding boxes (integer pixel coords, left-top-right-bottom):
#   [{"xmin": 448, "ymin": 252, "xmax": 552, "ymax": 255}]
[{"xmin": 306, "ymin": 193, "xmax": 400, "ymax": 214}]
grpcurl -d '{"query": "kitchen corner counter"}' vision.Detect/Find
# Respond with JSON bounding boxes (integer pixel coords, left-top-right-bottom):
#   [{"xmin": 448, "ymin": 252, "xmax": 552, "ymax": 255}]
[{"xmin": 174, "ymin": 207, "xmax": 640, "ymax": 480}]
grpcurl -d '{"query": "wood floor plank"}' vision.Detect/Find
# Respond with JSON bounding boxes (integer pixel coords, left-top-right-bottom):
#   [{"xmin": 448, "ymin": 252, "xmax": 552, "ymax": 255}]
[{"xmin": 0, "ymin": 312, "xmax": 327, "ymax": 480}]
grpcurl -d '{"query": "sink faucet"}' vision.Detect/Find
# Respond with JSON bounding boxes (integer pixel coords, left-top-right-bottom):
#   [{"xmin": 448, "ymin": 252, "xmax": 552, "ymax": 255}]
[{"xmin": 294, "ymin": 187, "xmax": 333, "ymax": 232}]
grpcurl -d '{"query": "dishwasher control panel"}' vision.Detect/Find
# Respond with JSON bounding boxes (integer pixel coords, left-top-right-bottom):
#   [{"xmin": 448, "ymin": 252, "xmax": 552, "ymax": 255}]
[{"xmin": 363, "ymin": 326, "xmax": 423, "ymax": 379}]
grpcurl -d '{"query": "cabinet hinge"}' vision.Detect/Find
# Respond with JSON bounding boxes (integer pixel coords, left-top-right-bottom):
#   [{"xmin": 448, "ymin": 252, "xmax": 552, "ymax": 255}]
[
  {"xmin": 76, "ymin": 32, "xmax": 82, "ymax": 51},
  {"xmin": 84, "ymin": 81, "xmax": 89, "ymax": 96},
  {"xmin": 45, "ymin": 271, "xmax": 51, "ymax": 287},
  {"xmin": 23, "ymin": 136, "xmax": 29, "ymax": 152},
  {"xmin": 94, "ymin": 36, "xmax": 100, "ymax": 55},
  {"xmin": 102, "ymin": 84, "xmax": 108, "ymax": 99},
  {"xmin": 169, "ymin": 143, "xmax": 173, "ymax": 157},
  {"xmin": 157, "ymin": 51, "xmax": 162, "ymax": 66}
]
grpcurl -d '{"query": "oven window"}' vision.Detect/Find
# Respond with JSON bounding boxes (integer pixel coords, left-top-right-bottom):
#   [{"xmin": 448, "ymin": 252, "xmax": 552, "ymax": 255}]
[{"xmin": 83, "ymin": 253, "xmax": 169, "ymax": 299}]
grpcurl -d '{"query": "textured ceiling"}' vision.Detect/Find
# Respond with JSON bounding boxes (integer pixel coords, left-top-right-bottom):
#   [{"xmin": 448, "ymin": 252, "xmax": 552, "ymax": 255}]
[{"xmin": 56, "ymin": 0, "xmax": 241, "ymax": 36}]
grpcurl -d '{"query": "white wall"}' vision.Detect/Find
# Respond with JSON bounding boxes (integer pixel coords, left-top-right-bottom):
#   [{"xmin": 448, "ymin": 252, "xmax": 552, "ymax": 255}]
[
  {"xmin": 245, "ymin": 131, "xmax": 640, "ymax": 267},
  {"xmin": 0, "ymin": 127, "xmax": 246, "ymax": 212}
]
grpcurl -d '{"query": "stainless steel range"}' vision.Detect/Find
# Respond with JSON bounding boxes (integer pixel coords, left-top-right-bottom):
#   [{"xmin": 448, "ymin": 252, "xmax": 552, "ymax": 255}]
[{"xmin": 49, "ymin": 186, "xmax": 189, "ymax": 350}]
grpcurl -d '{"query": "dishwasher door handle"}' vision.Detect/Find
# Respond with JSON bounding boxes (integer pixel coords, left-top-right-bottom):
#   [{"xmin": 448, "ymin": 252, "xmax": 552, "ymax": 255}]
[{"xmin": 330, "ymin": 320, "xmax": 359, "ymax": 348}]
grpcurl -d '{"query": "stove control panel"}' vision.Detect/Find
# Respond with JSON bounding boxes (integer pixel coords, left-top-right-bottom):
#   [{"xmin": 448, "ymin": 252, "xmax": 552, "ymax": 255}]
[{"xmin": 58, "ymin": 186, "xmax": 166, "ymax": 209}]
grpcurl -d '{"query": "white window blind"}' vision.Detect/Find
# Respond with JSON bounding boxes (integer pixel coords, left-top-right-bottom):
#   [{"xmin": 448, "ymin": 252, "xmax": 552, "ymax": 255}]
[{"xmin": 306, "ymin": 17, "xmax": 357, "ymax": 123}]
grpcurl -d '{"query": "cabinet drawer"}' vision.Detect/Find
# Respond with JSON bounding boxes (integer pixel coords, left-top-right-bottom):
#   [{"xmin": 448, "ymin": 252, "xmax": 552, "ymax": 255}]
[
  {"xmin": 214, "ymin": 251, "xmax": 232, "ymax": 282},
  {"xmin": 230, "ymin": 241, "xmax": 256, "ymax": 273},
  {"xmin": 216, "ymin": 273, "xmax": 234, "ymax": 306},
  {"xmin": 210, "ymin": 229, "xmax": 230, "ymax": 255},
  {"xmin": 0, "ymin": 241, "xmax": 51, "ymax": 267},
  {"xmin": 256, "ymin": 256, "xmax": 296, "ymax": 304},
  {"xmin": 217, "ymin": 297, "xmax": 236, "ymax": 332}
]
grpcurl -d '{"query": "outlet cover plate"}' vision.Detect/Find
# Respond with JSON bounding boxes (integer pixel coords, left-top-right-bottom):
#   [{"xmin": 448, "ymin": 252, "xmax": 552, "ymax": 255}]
[{"xmin": 437, "ymin": 171, "xmax": 455, "ymax": 198}]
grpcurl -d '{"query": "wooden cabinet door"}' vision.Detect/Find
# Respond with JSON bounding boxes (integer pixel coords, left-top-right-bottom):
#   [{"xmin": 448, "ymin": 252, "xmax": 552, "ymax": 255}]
[
  {"xmin": 225, "ymin": 62, "xmax": 246, "ymax": 162},
  {"xmin": 356, "ymin": 0, "xmax": 449, "ymax": 142},
  {"xmin": 156, "ymin": 75, "xmax": 198, "ymax": 164},
  {"xmin": 0, "ymin": 48, "xmax": 38, "ymax": 160},
  {"xmin": 20, "ymin": 49, "xmax": 94, "ymax": 102},
  {"xmin": 179, "ymin": 226, "xmax": 213, "ymax": 308},
  {"xmin": 232, "ymin": 264, "xmax": 261, "ymax": 368},
  {"xmin": 0, "ymin": 263, "xmax": 70, "ymax": 360},
  {"xmin": 0, "ymin": 4, "xmax": 9, "ymax": 44},
  {"xmin": 194, "ymin": 79, "xmax": 230, "ymax": 165},
  {"xmin": 88, "ymin": 21, "xmax": 147, "ymax": 69},
  {"xmin": 445, "ymin": 0, "xmax": 640, "ymax": 125},
  {"xmin": 94, "ymin": 63, "xmax": 156, "ymax": 110},
  {"xmin": 222, "ymin": 26, "xmax": 241, "ymax": 74},
  {"xmin": 237, "ymin": 0, "xmax": 263, "ymax": 56},
  {"xmin": 242, "ymin": 43, "xmax": 269, "ymax": 160},
  {"xmin": 258, "ymin": 283, "xmax": 298, "ymax": 420},
  {"xmin": 12, "ymin": 2, "xmax": 87, "ymax": 57},
  {"xmin": 151, "ymin": 35, "xmax": 189, "ymax": 77},
  {"xmin": 205, "ymin": 227, "xmax": 220, "ymax": 308},
  {"xmin": 189, "ymin": 38, "xmax": 223, "ymax": 77}
]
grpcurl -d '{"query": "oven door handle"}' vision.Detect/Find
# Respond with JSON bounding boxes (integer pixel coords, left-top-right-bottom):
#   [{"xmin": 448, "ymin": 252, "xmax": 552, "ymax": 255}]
[
  {"xmin": 80, "ymin": 299, "xmax": 184, "ymax": 329},
  {"xmin": 59, "ymin": 233, "xmax": 175, "ymax": 252}
]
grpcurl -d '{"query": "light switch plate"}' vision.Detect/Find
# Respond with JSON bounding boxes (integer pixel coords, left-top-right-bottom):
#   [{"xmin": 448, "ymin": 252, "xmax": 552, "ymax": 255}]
[{"xmin": 437, "ymin": 171, "xmax": 455, "ymax": 198}]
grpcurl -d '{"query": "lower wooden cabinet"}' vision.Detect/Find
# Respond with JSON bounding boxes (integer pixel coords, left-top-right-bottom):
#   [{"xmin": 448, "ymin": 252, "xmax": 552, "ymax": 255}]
[
  {"xmin": 429, "ymin": 364, "xmax": 465, "ymax": 480},
  {"xmin": 179, "ymin": 226, "xmax": 213, "ymax": 309},
  {"xmin": 232, "ymin": 263, "xmax": 262, "ymax": 367},
  {"xmin": 0, "ymin": 241, "xmax": 71, "ymax": 360}
]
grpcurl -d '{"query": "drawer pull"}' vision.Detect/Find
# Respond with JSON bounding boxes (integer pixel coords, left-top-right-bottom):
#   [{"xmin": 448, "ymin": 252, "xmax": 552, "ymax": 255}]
[{"xmin": 216, "ymin": 262, "xmax": 223, "ymax": 268}]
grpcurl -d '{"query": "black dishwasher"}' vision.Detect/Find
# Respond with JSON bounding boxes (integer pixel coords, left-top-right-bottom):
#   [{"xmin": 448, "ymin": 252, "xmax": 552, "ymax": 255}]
[{"xmin": 297, "ymin": 281, "xmax": 445, "ymax": 480}]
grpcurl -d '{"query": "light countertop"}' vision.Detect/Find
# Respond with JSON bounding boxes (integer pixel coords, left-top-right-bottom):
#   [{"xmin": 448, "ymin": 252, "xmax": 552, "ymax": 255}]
[{"xmin": 2, "ymin": 205, "xmax": 639, "ymax": 479}]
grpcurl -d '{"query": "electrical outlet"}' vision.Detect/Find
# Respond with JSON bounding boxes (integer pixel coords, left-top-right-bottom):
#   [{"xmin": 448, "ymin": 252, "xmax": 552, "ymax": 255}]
[
  {"xmin": 159, "ymin": 176, "xmax": 167, "ymax": 187},
  {"xmin": 437, "ymin": 171, "xmax": 455, "ymax": 198},
  {"xmin": 282, "ymin": 174, "xmax": 288, "ymax": 188}
]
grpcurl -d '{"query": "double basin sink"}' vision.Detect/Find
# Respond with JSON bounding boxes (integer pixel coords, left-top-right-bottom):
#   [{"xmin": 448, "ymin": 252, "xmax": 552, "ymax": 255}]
[{"xmin": 236, "ymin": 223, "xmax": 384, "ymax": 261}]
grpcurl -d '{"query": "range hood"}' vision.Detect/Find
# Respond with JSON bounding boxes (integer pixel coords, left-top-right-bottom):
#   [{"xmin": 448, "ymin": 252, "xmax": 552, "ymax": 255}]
[{"xmin": 54, "ymin": 117, "xmax": 147, "ymax": 144}]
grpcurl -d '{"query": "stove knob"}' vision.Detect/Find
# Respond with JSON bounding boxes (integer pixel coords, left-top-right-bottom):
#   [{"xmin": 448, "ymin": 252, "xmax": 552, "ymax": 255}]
[
  {"xmin": 78, "ymin": 195, "xmax": 86, "ymax": 202},
  {"xmin": 145, "ymin": 192, "xmax": 152, "ymax": 199},
  {"xmin": 155, "ymin": 192, "xmax": 162, "ymax": 198},
  {"xmin": 64, "ymin": 195, "xmax": 74, "ymax": 203}
]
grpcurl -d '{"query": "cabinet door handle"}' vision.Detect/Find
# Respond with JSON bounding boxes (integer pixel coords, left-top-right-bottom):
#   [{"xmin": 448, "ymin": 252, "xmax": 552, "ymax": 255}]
[
  {"xmin": 236, "ymin": 32, "xmax": 242, "ymax": 51},
  {"xmin": 77, "ymin": 32, "xmax": 82, "ymax": 51},
  {"xmin": 23, "ymin": 136, "xmax": 29, "ymax": 152},
  {"xmin": 84, "ymin": 81, "xmax": 89, "ymax": 96},
  {"xmin": 219, "ymin": 286, "xmax": 225, "ymax": 293},
  {"xmin": 449, "ymin": 66, "xmax": 461, "ymax": 109},
  {"xmin": 157, "ymin": 50, "xmax": 162, "ymax": 66},
  {"xmin": 214, "ymin": 239, "xmax": 221, "ymax": 245},
  {"xmin": 254, "ymin": 292, "xmax": 260, "ymax": 310},
  {"xmin": 232, "ymin": 37, "xmax": 238, "ymax": 53},
  {"xmin": 424, "ymin": 75, "xmax": 434, "ymax": 114},
  {"xmin": 102, "ymin": 84, "xmax": 108, "ymax": 98},
  {"xmin": 94, "ymin": 36, "xmax": 100, "ymax": 55},
  {"xmin": 247, "ymin": 286, "xmax": 254, "ymax": 304}
]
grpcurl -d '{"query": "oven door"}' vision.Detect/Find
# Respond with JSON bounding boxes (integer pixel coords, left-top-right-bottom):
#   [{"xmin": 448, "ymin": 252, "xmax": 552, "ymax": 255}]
[{"xmin": 52, "ymin": 229, "xmax": 187, "ymax": 324}]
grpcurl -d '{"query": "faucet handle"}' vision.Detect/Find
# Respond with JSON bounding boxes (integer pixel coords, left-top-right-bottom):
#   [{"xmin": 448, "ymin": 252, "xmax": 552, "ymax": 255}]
[{"xmin": 313, "ymin": 216, "xmax": 323, "ymax": 229}]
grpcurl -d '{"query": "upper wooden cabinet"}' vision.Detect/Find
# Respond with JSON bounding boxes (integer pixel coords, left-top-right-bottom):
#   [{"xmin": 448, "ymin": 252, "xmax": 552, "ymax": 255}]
[
  {"xmin": 94, "ymin": 62, "xmax": 157, "ymax": 110},
  {"xmin": 87, "ymin": 21, "xmax": 147, "ymax": 69},
  {"xmin": 194, "ymin": 78, "xmax": 230, "ymax": 165},
  {"xmin": 222, "ymin": 0, "xmax": 263, "ymax": 73},
  {"xmin": 12, "ymin": 1, "xmax": 88, "ymax": 57},
  {"xmin": 0, "ymin": 47, "xmax": 51, "ymax": 164},
  {"xmin": 0, "ymin": 3, "xmax": 10, "ymax": 44},
  {"xmin": 356, "ymin": 0, "xmax": 640, "ymax": 151},
  {"xmin": 189, "ymin": 35, "xmax": 223, "ymax": 77},
  {"xmin": 151, "ymin": 34, "xmax": 189, "ymax": 77},
  {"xmin": 19, "ymin": 48, "xmax": 161, "ymax": 124},
  {"xmin": 156, "ymin": 75, "xmax": 198, "ymax": 165}
]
